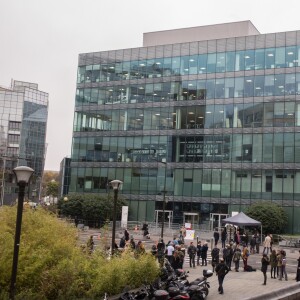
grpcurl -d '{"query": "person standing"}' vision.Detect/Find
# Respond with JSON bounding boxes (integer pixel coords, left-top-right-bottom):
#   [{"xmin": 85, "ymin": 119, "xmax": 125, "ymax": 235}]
[
  {"xmin": 296, "ymin": 250, "xmax": 300, "ymax": 282},
  {"xmin": 157, "ymin": 238, "xmax": 166, "ymax": 266},
  {"xmin": 166, "ymin": 242, "xmax": 175, "ymax": 264},
  {"xmin": 232, "ymin": 244, "xmax": 242, "ymax": 272},
  {"xmin": 124, "ymin": 229, "xmax": 130, "ymax": 242},
  {"xmin": 214, "ymin": 228, "xmax": 220, "ymax": 246},
  {"xmin": 250, "ymin": 235, "xmax": 256, "ymax": 254},
  {"xmin": 263, "ymin": 234, "xmax": 272, "ymax": 255},
  {"xmin": 201, "ymin": 242, "xmax": 208, "ymax": 266},
  {"xmin": 270, "ymin": 249, "xmax": 278, "ymax": 279},
  {"xmin": 221, "ymin": 228, "xmax": 227, "ymax": 249},
  {"xmin": 255, "ymin": 233, "xmax": 260, "ymax": 254},
  {"xmin": 261, "ymin": 253, "xmax": 270, "ymax": 285},
  {"xmin": 187, "ymin": 241, "xmax": 197, "ymax": 268},
  {"xmin": 215, "ymin": 258, "xmax": 229, "ymax": 294},
  {"xmin": 242, "ymin": 244, "xmax": 250, "ymax": 271},
  {"xmin": 279, "ymin": 250, "xmax": 288, "ymax": 281},
  {"xmin": 86, "ymin": 235, "xmax": 94, "ymax": 254},
  {"xmin": 196, "ymin": 241, "xmax": 202, "ymax": 266}
]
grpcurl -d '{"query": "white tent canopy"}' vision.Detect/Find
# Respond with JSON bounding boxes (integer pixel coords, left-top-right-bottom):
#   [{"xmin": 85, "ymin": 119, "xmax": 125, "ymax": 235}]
[{"xmin": 222, "ymin": 212, "xmax": 262, "ymax": 243}]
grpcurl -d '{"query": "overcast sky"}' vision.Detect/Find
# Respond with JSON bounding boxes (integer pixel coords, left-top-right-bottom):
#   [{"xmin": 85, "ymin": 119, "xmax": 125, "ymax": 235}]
[{"xmin": 1, "ymin": 0, "xmax": 300, "ymax": 171}]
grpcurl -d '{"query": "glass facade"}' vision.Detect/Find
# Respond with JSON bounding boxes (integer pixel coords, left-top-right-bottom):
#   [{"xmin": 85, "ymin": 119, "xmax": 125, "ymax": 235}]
[
  {"xmin": 70, "ymin": 28, "xmax": 300, "ymax": 233},
  {"xmin": 0, "ymin": 80, "xmax": 48, "ymax": 205}
]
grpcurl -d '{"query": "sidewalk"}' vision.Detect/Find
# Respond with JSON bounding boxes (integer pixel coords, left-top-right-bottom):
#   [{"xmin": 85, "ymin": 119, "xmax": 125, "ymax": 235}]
[
  {"xmin": 144, "ymin": 231, "xmax": 300, "ymax": 300},
  {"xmin": 185, "ymin": 261, "xmax": 300, "ymax": 300}
]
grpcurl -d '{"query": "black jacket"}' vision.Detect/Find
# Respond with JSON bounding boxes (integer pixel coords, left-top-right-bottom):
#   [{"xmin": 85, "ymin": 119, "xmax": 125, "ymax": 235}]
[{"xmin": 215, "ymin": 262, "xmax": 229, "ymax": 276}]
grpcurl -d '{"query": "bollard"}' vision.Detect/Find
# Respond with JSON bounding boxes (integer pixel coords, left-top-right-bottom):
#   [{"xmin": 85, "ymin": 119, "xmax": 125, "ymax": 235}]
[{"xmin": 210, "ymin": 237, "xmax": 214, "ymax": 250}]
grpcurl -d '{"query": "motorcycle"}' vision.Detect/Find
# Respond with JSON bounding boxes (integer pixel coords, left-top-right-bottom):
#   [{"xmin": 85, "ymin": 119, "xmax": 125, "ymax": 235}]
[{"xmin": 188, "ymin": 269, "xmax": 213, "ymax": 298}]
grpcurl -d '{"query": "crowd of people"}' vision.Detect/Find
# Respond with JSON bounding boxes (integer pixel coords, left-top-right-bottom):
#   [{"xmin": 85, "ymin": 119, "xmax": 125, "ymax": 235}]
[{"xmin": 86, "ymin": 224, "xmax": 300, "ymax": 295}]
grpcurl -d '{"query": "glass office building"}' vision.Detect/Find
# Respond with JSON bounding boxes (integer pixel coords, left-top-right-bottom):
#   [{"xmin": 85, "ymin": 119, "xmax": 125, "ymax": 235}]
[
  {"xmin": 0, "ymin": 80, "xmax": 48, "ymax": 205},
  {"xmin": 70, "ymin": 21, "xmax": 300, "ymax": 233}
]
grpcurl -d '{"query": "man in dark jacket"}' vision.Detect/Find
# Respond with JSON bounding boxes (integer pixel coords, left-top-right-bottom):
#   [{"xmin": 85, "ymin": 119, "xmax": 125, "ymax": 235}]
[
  {"xmin": 215, "ymin": 258, "xmax": 229, "ymax": 294},
  {"xmin": 214, "ymin": 229, "xmax": 220, "ymax": 246},
  {"xmin": 187, "ymin": 242, "xmax": 197, "ymax": 268}
]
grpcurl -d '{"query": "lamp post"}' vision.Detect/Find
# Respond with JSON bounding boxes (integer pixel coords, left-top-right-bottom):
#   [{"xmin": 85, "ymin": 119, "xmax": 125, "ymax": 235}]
[
  {"xmin": 110, "ymin": 179, "xmax": 123, "ymax": 256},
  {"xmin": 9, "ymin": 166, "xmax": 34, "ymax": 300},
  {"xmin": 161, "ymin": 160, "xmax": 167, "ymax": 239}
]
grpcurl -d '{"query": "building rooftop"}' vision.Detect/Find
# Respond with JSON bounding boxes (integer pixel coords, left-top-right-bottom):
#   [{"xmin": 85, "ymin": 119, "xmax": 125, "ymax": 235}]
[{"xmin": 143, "ymin": 20, "xmax": 260, "ymax": 47}]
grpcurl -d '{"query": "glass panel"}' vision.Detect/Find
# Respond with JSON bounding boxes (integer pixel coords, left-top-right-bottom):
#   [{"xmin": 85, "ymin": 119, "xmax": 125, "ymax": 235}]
[
  {"xmin": 235, "ymin": 51, "xmax": 245, "ymax": 71},
  {"xmin": 244, "ymin": 76, "xmax": 254, "ymax": 97},
  {"xmin": 216, "ymin": 52, "xmax": 226, "ymax": 72},
  {"xmin": 225, "ymin": 51, "xmax": 235, "ymax": 72},
  {"xmin": 244, "ymin": 50, "xmax": 255, "ymax": 70},
  {"xmin": 275, "ymin": 47, "xmax": 286, "ymax": 68},
  {"xmin": 207, "ymin": 53, "xmax": 216, "ymax": 73},
  {"xmin": 255, "ymin": 49, "xmax": 265, "ymax": 70},
  {"xmin": 265, "ymin": 48, "xmax": 275, "ymax": 69},
  {"xmin": 198, "ymin": 54, "xmax": 207, "ymax": 73}
]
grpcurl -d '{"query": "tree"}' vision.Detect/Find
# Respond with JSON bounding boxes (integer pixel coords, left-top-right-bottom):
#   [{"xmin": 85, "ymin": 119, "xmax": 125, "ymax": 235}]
[
  {"xmin": 46, "ymin": 180, "xmax": 59, "ymax": 198},
  {"xmin": 245, "ymin": 202, "xmax": 288, "ymax": 234},
  {"xmin": 41, "ymin": 170, "xmax": 59, "ymax": 197},
  {"xmin": 57, "ymin": 193, "xmax": 127, "ymax": 227}
]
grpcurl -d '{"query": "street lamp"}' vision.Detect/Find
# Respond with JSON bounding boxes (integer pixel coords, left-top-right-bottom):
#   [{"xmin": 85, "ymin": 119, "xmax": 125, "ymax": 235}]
[
  {"xmin": 110, "ymin": 179, "xmax": 123, "ymax": 256},
  {"xmin": 9, "ymin": 166, "xmax": 34, "ymax": 300},
  {"xmin": 161, "ymin": 160, "xmax": 167, "ymax": 239}
]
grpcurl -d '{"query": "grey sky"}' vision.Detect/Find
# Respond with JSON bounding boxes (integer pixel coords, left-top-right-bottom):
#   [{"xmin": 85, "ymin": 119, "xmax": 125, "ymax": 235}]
[{"xmin": 1, "ymin": 0, "xmax": 300, "ymax": 170}]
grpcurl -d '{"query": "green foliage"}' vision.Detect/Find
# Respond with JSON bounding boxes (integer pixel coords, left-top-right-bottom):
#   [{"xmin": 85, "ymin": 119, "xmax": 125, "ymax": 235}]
[
  {"xmin": 0, "ymin": 207, "xmax": 159, "ymax": 299},
  {"xmin": 45, "ymin": 180, "xmax": 59, "ymax": 197},
  {"xmin": 57, "ymin": 193, "xmax": 127, "ymax": 225},
  {"xmin": 245, "ymin": 202, "xmax": 288, "ymax": 234}
]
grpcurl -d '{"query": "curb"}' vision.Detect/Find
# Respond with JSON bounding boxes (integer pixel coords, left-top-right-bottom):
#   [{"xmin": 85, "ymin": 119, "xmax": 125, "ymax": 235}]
[{"xmin": 244, "ymin": 282, "xmax": 300, "ymax": 300}]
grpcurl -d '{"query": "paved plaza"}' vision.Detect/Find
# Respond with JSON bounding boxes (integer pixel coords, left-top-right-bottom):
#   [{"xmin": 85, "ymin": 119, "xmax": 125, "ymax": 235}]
[{"xmin": 79, "ymin": 228, "xmax": 300, "ymax": 299}]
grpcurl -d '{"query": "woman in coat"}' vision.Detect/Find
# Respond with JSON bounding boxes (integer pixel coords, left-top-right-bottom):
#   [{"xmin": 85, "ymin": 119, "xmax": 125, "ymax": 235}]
[{"xmin": 269, "ymin": 249, "xmax": 277, "ymax": 278}]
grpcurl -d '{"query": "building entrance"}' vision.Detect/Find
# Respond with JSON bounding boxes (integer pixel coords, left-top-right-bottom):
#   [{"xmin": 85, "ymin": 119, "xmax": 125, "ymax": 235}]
[{"xmin": 183, "ymin": 212, "xmax": 199, "ymax": 228}]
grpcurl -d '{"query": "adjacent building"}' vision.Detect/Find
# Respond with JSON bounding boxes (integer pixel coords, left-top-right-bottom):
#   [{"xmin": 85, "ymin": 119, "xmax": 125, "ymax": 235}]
[
  {"xmin": 69, "ymin": 20, "xmax": 300, "ymax": 233},
  {"xmin": 0, "ymin": 80, "xmax": 48, "ymax": 205}
]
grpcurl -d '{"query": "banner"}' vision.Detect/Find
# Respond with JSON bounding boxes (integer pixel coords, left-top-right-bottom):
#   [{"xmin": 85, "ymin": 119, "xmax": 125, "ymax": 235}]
[
  {"xmin": 185, "ymin": 230, "xmax": 195, "ymax": 240},
  {"xmin": 121, "ymin": 206, "xmax": 128, "ymax": 228}
]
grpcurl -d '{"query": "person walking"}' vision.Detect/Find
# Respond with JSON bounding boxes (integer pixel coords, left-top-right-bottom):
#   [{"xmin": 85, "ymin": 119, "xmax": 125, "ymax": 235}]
[
  {"xmin": 270, "ymin": 249, "xmax": 278, "ymax": 279},
  {"xmin": 187, "ymin": 241, "xmax": 197, "ymax": 268},
  {"xmin": 211, "ymin": 246, "xmax": 220, "ymax": 272},
  {"xmin": 215, "ymin": 258, "xmax": 229, "ymax": 294},
  {"xmin": 261, "ymin": 253, "xmax": 270, "ymax": 285},
  {"xmin": 232, "ymin": 244, "xmax": 242, "ymax": 272},
  {"xmin": 214, "ymin": 228, "xmax": 220, "ymax": 246}
]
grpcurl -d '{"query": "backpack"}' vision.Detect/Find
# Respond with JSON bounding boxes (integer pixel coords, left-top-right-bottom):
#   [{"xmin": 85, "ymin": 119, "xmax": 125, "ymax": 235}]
[{"xmin": 282, "ymin": 258, "xmax": 286, "ymax": 266}]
